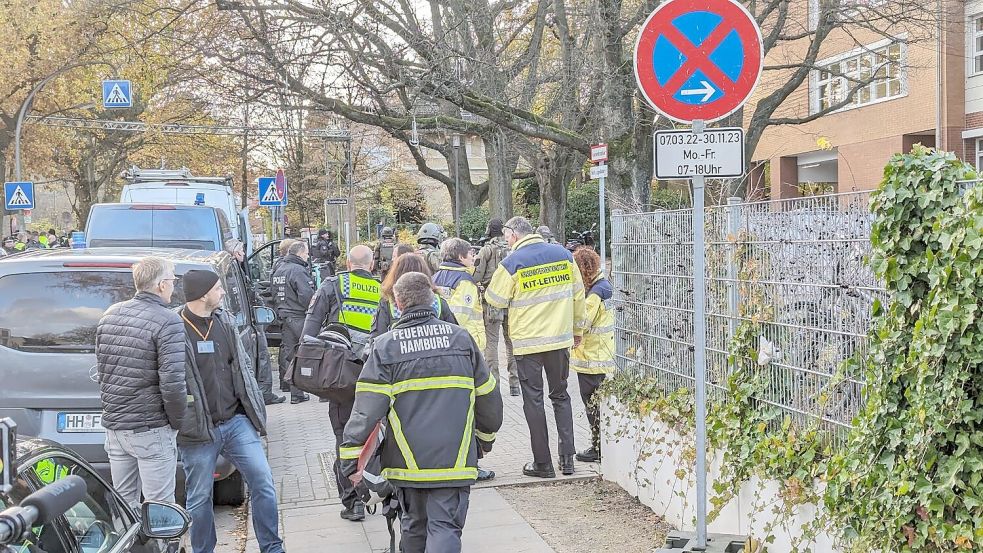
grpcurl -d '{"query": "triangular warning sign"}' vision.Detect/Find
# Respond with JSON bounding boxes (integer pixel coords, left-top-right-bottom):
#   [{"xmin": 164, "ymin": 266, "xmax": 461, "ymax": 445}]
[
  {"xmin": 106, "ymin": 84, "xmax": 129, "ymax": 105},
  {"xmin": 261, "ymin": 182, "xmax": 281, "ymax": 203},
  {"xmin": 8, "ymin": 186, "xmax": 31, "ymax": 206}
]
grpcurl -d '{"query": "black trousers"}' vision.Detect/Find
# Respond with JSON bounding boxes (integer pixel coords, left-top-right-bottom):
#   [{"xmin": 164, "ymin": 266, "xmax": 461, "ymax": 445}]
[
  {"xmin": 515, "ymin": 349, "xmax": 576, "ymax": 465},
  {"xmin": 328, "ymin": 396, "xmax": 358, "ymax": 509},
  {"xmin": 278, "ymin": 315, "xmax": 306, "ymax": 400},
  {"xmin": 255, "ymin": 329, "xmax": 276, "ymax": 401},
  {"xmin": 396, "ymin": 486, "xmax": 470, "ymax": 553},
  {"xmin": 577, "ymin": 372, "xmax": 606, "ymax": 451}
]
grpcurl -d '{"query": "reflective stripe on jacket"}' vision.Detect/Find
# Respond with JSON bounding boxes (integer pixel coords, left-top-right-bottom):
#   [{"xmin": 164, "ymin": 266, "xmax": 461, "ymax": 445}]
[
  {"xmin": 571, "ymin": 274, "xmax": 615, "ymax": 374},
  {"xmin": 433, "ymin": 261, "xmax": 486, "ymax": 350},
  {"xmin": 484, "ymin": 234, "xmax": 587, "ymax": 355},
  {"xmin": 340, "ymin": 307, "xmax": 504, "ymax": 488}
]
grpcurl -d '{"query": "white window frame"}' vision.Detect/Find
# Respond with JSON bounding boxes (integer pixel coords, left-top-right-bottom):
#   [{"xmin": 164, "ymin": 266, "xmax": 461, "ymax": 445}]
[
  {"xmin": 809, "ymin": 37, "xmax": 908, "ymax": 115},
  {"xmin": 971, "ymin": 14, "xmax": 983, "ymax": 76},
  {"xmin": 976, "ymin": 138, "xmax": 983, "ymax": 171}
]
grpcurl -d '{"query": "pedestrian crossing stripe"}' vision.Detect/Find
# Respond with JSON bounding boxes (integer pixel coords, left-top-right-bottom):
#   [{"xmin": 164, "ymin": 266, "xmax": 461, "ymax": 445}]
[
  {"xmin": 105, "ymin": 83, "xmax": 129, "ymax": 105},
  {"xmin": 261, "ymin": 183, "xmax": 282, "ymax": 203},
  {"xmin": 7, "ymin": 186, "xmax": 31, "ymax": 206}
]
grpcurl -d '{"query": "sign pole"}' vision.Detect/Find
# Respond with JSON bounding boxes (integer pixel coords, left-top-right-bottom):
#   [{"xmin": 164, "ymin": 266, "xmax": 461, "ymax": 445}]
[
  {"xmin": 691, "ymin": 119, "xmax": 708, "ymax": 550},
  {"xmin": 599, "ymin": 172, "xmax": 606, "ymax": 269}
]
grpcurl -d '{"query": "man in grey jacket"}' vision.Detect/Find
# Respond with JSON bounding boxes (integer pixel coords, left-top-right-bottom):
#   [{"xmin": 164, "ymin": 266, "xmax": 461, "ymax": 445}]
[{"xmin": 96, "ymin": 256, "xmax": 186, "ymax": 508}]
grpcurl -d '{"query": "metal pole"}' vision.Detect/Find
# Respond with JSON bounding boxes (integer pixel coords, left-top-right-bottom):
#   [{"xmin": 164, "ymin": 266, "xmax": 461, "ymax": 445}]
[
  {"xmin": 324, "ymin": 140, "xmax": 330, "ymax": 227},
  {"xmin": 726, "ymin": 196, "xmax": 742, "ymax": 375},
  {"xmin": 453, "ymin": 136, "xmax": 461, "ymax": 236},
  {"xmin": 599, "ymin": 172, "xmax": 607, "ymax": 270},
  {"xmin": 691, "ymin": 119, "xmax": 708, "ymax": 550}
]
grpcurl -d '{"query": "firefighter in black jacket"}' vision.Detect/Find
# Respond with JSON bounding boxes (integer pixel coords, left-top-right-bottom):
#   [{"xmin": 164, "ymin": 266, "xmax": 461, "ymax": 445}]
[
  {"xmin": 340, "ymin": 272, "xmax": 503, "ymax": 553},
  {"xmin": 271, "ymin": 239, "xmax": 313, "ymax": 404}
]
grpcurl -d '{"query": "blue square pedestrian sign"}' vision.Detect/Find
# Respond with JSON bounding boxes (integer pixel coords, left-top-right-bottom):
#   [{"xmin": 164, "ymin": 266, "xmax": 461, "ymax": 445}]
[
  {"xmin": 4, "ymin": 182, "xmax": 34, "ymax": 211},
  {"xmin": 258, "ymin": 176, "xmax": 287, "ymax": 207},
  {"xmin": 102, "ymin": 80, "xmax": 132, "ymax": 108}
]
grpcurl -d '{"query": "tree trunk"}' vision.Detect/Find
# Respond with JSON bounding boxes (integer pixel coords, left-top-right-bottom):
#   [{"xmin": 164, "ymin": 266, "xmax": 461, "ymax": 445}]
[
  {"xmin": 484, "ymin": 128, "xmax": 518, "ymax": 220},
  {"xmin": 536, "ymin": 148, "xmax": 580, "ymax": 241}
]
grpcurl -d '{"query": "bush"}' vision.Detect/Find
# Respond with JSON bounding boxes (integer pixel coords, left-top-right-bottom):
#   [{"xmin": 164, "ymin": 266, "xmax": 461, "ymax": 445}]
[
  {"xmin": 459, "ymin": 206, "xmax": 489, "ymax": 243},
  {"xmin": 564, "ymin": 181, "xmax": 608, "ymax": 245}
]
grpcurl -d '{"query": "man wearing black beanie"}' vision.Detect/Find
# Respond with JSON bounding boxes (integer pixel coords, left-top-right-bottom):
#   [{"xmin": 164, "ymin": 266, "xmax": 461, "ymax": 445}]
[{"xmin": 176, "ymin": 270, "xmax": 285, "ymax": 553}]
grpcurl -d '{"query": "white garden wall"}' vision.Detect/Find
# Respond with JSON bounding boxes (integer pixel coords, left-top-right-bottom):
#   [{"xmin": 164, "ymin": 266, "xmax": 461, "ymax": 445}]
[{"xmin": 600, "ymin": 398, "xmax": 841, "ymax": 553}]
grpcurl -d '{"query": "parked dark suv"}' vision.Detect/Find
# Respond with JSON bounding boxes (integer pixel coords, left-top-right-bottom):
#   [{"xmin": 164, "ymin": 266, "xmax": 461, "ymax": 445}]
[{"xmin": 0, "ymin": 248, "xmax": 274, "ymax": 505}]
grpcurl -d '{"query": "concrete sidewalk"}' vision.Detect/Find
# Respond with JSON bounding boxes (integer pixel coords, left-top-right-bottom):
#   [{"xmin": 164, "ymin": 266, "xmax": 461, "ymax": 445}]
[{"xmin": 230, "ymin": 358, "xmax": 599, "ymax": 553}]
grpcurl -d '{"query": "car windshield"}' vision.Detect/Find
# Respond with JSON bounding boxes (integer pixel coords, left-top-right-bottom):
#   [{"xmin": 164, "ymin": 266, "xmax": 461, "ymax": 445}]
[
  {"xmin": 87, "ymin": 207, "xmax": 217, "ymax": 250},
  {"xmin": 0, "ymin": 272, "xmax": 186, "ymax": 354}
]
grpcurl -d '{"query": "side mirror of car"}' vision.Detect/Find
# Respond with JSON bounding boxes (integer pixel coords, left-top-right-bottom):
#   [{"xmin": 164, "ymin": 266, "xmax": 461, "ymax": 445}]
[
  {"xmin": 140, "ymin": 501, "xmax": 190, "ymax": 540},
  {"xmin": 253, "ymin": 306, "xmax": 276, "ymax": 325}
]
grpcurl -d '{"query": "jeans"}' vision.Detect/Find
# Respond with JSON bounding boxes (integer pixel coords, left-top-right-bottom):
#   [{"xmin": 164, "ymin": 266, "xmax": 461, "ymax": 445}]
[
  {"xmin": 104, "ymin": 426, "xmax": 178, "ymax": 510},
  {"xmin": 180, "ymin": 415, "xmax": 284, "ymax": 553}
]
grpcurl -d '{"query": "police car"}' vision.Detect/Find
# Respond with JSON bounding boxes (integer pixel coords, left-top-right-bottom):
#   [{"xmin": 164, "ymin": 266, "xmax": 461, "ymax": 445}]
[{"xmin": 1, "ymin": 428, "xmax": 191, "ymax": 553}]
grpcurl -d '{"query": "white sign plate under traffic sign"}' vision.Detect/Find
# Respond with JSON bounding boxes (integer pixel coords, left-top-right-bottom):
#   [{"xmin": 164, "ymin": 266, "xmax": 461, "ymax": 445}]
[
  {"xmin": 326, "ymin": 198, "xmax": 349, "ymax": 205},
  {"xmin": 654, "ymin": 128, "xmax": 745, "ymax": 179},
  {"xmin": 589, "ymin": 164, "xmax": 608, "ymax": 179},
  {"xmin": 590, "ymin": 144, "xmax": 608, "ymax": 163}
]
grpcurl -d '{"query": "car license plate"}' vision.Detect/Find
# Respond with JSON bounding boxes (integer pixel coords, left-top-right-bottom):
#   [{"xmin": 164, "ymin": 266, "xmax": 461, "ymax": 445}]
[{"xmin": 57, "ymin": 412, "xmax": 104, "ymax": 433}]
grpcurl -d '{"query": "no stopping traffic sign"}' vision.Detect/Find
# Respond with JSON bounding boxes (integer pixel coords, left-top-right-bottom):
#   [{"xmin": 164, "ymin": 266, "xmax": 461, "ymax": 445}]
[{"xmin": 634, "ymin": 0, "xmax": 763, "ymax": 124}]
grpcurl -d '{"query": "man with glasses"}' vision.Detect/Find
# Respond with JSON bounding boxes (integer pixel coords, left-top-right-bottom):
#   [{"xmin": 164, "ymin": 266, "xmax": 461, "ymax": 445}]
[{"xmin": 96, "ymin": 256, "xmax": 187, "ymax": 508}]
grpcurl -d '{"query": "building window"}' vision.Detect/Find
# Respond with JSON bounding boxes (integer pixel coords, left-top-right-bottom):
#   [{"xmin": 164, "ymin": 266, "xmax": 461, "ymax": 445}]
[
  {"xmin": 812, "ymin": 41, "xmax": 905, "ymax": 114},
  {"xmin": 973, "ymin": 15, "xmax": 983, "ymax": 75},
  {"xmin": 976, "ymin": 138, "xmax": 983, "ymax": 171}
]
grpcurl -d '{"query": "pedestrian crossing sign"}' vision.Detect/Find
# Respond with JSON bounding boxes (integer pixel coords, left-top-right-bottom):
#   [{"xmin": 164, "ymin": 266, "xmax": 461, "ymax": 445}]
[
  {"xmin": 102, "ymin": 79, "xmax": 132, "ymax": 108},
  {"xmin": 4, "ymin": 181, "xmax": 35, "ymax": 210},
  {"xmin": 258, "ymin": 176, "xmax": 287, "ymax": 206}
]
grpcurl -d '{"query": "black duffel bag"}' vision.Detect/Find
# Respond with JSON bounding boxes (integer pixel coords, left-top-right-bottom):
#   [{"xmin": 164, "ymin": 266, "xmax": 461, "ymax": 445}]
[{"xmin": 286, "ymin": 324, "xmax": 362, "ymax": 402}]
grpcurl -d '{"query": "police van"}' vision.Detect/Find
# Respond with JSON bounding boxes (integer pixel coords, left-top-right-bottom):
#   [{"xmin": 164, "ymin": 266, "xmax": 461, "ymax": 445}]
[{"xmin": 120, "ymin": 166, "xmax": 254, "ymax": 255}]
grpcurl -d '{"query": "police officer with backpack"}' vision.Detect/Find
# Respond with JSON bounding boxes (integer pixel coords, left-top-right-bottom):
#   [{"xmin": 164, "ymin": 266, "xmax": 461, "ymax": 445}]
[
  {"xmin": 373, "ymin": 227, "xmax": 397, "ymax": 279},
  {"xmin": 312, "ymin": 229, "xmax": 340, "ymax": 276},
  {"xmin": 301, "ymin": 244, "xmax": 380, "ymax": 522},
  {"xmin": 416, "ymin": 222, "xmax": 443, "ymax": 273},
  {"xmin": 473, "ymin": 218, "xmax": 519, "ymax": 396}
]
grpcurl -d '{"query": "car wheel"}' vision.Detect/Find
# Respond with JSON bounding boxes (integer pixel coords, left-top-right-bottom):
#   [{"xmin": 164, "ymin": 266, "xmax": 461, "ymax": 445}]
[{"xmin": 213, "ymin": 471, "xmax": 245, "ymax": 506}]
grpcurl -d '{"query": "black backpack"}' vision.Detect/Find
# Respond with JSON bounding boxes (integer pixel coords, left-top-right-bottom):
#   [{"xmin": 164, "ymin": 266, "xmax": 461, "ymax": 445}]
[{"xmin": 286, "ymin": 329, "xmax": 362, "ymax": 402}]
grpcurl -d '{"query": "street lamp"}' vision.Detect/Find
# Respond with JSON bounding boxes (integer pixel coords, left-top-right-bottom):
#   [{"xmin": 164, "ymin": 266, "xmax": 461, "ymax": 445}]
[
  {"xmin": 14, "ymin": 62, "xmax": 118, "ymax": 180},
  {"xmin": 452, "ymin": 134, "xmax": 461, "ymax": 237}
]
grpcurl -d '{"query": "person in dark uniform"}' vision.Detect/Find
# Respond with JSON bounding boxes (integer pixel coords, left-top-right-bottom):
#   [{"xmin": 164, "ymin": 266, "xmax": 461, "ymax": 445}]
[
  {"xmin": 271, "ymin": 240, "xmax": 313, "ymax": 404},
  {"xmin": 372, "ymin": 226, "xmax": 397, "ymax": 279},
  {"xmin": 301, "ymin": 244, "xmax": 379, "ymax": 522},
  {"xmin": 340, "ymin": 272, "xmax": 503, "ymax": 553},
  {"xmin": 311, "ymin": 229, "xmax": 341, "ymax": 277}
]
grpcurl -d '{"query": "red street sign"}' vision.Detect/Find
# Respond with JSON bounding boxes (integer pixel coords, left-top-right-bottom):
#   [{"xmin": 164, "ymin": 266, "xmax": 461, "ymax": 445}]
[
  {"xmin": 274, "ymin": 168, "xmax": 288, "ymax": 205},
  {"xmin": 633, "ymin": 0, "xmax": 763, "ymax": 124},
  {"xmin": 591, "ymin": 144, "xmax": 608, "ymax": 163}
]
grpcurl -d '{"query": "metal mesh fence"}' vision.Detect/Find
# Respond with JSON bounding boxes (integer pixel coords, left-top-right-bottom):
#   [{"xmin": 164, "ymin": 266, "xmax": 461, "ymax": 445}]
[{"xmin": 611, "ymin": 191, "xmax": 887, "ymax": 441}]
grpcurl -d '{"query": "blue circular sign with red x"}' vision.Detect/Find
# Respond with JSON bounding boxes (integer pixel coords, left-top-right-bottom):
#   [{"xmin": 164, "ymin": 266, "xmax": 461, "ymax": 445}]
[{"xmin": 634, "ymin": 0, "xmax": 763, "ymax": 124}]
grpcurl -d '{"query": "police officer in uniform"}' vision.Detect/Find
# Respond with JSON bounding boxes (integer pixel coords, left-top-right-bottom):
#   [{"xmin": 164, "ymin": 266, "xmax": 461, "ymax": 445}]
[
  {"xmin": 340, "ymin": 272, "xmax": 503, "ymax": 553},
  {"xmin": 485, "ymin": 217, "xmax": 586, "ymax": 478},
  {"xmin": 416, "ymin": 222, "xmax": 443, "ymax": 273},
  {"xmin": 311, "ymin": 229, "xmax": 340, "ymax": 276},
  {"xmin": 301, "ymin": 245, "xmax": 380, "ymax": 521},
  {"xmin": 271, "ymin": 240, "xmax": 313, "ymax": 404},
  {"xmin": 372, "ymin": 226, "xmax": 397, "ymax": 279},
  {"xmin": 536, "ymin": 225, "xmax": 558, "ymax": 244}
]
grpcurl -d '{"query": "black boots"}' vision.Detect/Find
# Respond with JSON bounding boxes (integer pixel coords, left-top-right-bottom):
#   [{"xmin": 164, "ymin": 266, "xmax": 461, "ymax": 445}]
[
  {"xmin": 559, "ymin": 454, "xmax": 574, "ymax": 475},
  {"xmin": 575, "ymin": 447, "xmax": 600, "ymax": 463}
]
